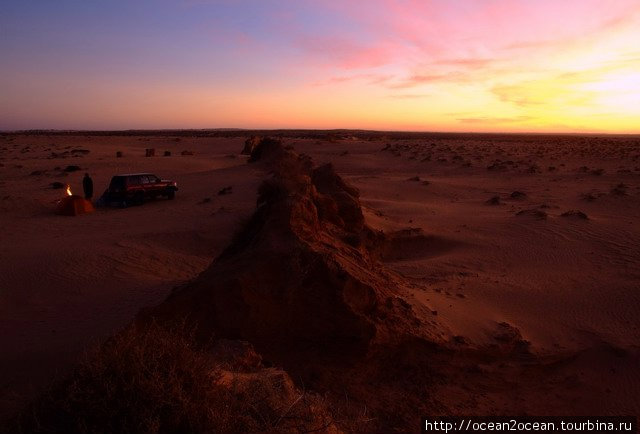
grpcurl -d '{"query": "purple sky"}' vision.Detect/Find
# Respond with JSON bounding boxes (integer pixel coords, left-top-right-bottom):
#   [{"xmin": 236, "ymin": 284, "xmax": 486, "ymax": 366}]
[{"xmin": 2, "ymin": 0, "xmax": 639, "ymax": 132}]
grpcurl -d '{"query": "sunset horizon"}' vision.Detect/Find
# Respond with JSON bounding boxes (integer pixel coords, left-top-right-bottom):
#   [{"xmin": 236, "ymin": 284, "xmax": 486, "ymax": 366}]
[
  {"xmin": 2, "ymin": 2, "xmax": 640, "ymax": 431},
  {"xmin": 2, "ymin": 0, "xmax": 639, "ymax": 133}
]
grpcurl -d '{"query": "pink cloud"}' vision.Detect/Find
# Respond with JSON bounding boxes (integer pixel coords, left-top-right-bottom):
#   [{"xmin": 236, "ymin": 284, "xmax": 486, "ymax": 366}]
[{"xmin": 295, "ymin": 35, "xmax": 396, "ymax": 69}]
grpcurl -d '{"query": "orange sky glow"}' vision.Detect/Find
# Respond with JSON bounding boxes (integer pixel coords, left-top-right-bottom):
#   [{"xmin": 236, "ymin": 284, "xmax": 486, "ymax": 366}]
[{"xmin": 1, "ymin": 0, "xmax": 639, "ymax": 133}]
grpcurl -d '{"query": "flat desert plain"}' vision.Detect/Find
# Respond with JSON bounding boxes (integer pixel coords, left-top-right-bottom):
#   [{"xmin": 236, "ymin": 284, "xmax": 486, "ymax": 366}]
[{"xmin": 1, "ymin": 131, "xmax": 639, "ymax": 422}]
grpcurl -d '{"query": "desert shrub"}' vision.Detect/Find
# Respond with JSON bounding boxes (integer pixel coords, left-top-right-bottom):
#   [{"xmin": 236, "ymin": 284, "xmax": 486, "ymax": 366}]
[
  {"xmin": 8, "ymin": 324, "xmax": 256, "ymax": 433},
  {"xmin": 8, "ymin": 323, "xmax": 341, "ymax": 434}
]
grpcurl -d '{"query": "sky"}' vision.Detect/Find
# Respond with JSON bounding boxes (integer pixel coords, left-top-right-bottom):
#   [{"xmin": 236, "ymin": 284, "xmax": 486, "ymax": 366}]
[{"xmin": 1, "ymin": 0, "xmax": 639, "ymax": 132}]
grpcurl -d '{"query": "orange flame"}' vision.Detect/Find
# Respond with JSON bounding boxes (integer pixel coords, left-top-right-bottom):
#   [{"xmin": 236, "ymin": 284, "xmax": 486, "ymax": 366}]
[{"xmin": 66, "ymin": 185, "xmax": 72, "ymax": 196}]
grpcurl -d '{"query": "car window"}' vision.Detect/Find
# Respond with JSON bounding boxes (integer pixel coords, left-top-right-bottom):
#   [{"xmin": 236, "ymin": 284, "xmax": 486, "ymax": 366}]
[
  {"xmin": 129, "ymin": 176, "xmax": 141, "ymax": 185},
  {"xmin": 141, "ymin": 176, "xmax": 150, "ymax": 184},
  {"xmin": 109, "ymin": 177, "xmax": 125, "ymax": 189}
]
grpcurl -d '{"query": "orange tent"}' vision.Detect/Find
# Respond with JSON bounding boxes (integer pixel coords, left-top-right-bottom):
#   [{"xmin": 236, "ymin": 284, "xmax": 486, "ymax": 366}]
[{"xmin": 56, "ymin": 195, "xmax": 94, "ymax": 216}]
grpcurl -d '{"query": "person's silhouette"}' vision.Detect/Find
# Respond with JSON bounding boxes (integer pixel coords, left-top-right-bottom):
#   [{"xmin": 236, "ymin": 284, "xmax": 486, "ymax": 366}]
[{"xmin": 83, "ymin": 173, "xmax": 94, "ymax": 200}]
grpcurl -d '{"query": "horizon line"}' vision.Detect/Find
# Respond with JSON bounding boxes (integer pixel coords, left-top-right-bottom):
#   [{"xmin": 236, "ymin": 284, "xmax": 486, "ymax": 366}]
[{"xmin": 2, "ymin": 128, "xmax": 640, "ymax": 137}]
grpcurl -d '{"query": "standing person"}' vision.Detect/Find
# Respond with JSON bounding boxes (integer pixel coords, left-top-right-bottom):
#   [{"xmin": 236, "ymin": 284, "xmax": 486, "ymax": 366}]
[{"xmin": 82, "ymin": 173, "xmax": 94, "ymax": 200}]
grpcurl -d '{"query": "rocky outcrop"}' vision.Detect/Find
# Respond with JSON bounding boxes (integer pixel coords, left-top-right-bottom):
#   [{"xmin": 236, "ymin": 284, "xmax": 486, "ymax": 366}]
[
  {"xmin": 241, "ymin": 135, "xmax": 261, "ymax": 155},
  {"xmin": 146, "ymin": 138, "xmax": 451, "ymax": 431},
  {"xmin": 153, "ymin": 139, "xmax": 435, "ymax": 358}
]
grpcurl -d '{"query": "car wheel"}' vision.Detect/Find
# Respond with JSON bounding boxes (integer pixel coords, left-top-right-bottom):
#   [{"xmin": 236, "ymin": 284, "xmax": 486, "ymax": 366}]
[
  {"xmin": 167, "ymin": 190, "xmax": 175, "ymax": 200},
  {"xmin": 120, "ymin": 200, "xmax": 128, "ymax": 208},
  {"xmin": 134, "ymin": 192, "xmax": 145, "ymax": 205}
]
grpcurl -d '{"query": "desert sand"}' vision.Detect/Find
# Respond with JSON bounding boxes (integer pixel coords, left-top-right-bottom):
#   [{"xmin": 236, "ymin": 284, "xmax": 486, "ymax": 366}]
[{"xmin": 1, "ymin": 131, "xmax": 639, "ymax": 431}]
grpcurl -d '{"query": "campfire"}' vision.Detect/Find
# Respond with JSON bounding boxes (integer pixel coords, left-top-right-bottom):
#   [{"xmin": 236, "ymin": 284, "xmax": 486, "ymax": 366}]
[{"xmin": 56, "ymin": 184, "xmax": 94, "ymax": 216}]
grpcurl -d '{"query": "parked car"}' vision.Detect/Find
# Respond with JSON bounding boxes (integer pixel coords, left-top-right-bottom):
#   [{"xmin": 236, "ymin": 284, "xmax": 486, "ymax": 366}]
[{"xmin": 101, "ymin": 173, "xmax": 178, "ymax": 207}]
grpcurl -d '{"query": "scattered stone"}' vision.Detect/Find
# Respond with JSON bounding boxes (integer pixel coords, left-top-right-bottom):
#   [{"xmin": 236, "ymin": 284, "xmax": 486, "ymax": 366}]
[
  {"xmin": 116, "ymin": 151, "xmax": 123, "ymax": 158},
  {"xmin": 408, "ymin": 176, "xmax": 421, "ymax": 182},
  {"xmin": 510, "ymin": 191, "xmax": 527, "ymax": 200},
  {"xmin": 145, "ymin": 148, "xmax": 155, "ymax": 157},
  {"xmin": 181, "ymin": 150, "xmax": 194, "ymax": 156},
  {"xmin": 163, "ymin": 150, "xmax": 171, "ymax": 157},
  {"xmin": 63, "ymin": 165, "xmax": 81, "ymax": 172}
]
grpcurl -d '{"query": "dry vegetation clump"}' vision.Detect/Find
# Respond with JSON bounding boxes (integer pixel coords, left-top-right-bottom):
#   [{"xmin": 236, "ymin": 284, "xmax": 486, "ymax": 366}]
[
  {"xmin": 561, "ymin": 210, "xmax": 589, "ymax": 220},
  {"xmin": 611, "ymin": 183, "xmax": 628, "ymax": 196},
  {"xmin": 515, "ymin": 208, "xmax": 548, "ymax": 220},
  {"xmin": 7, "ymin": 323, "xmax": 340, "ymax": 434},
  {"xmin": 485, "ymin": 195, "xmax": 501, "ymax": 205},
  {"xmin": 510, "ymin": 191, "xmax": 527, "ymax": 200}
]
